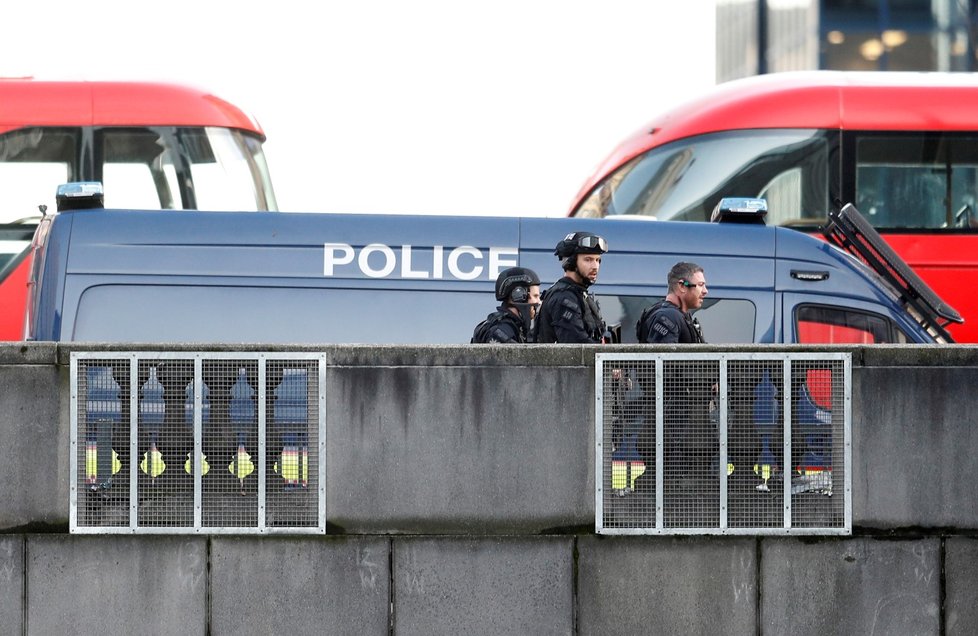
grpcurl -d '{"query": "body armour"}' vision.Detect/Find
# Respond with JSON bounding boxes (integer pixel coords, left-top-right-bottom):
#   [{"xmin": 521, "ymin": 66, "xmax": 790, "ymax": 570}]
[{"xmin": 536, "ymin": 277, "xmax": 605, "ymax": 343}]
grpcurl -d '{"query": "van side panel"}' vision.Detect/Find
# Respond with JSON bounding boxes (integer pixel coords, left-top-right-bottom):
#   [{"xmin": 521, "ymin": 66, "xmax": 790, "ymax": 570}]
[
  {"xmin": 55, "ymin": 211, "xmax": 523, "ymax": 344},
  {"xmin": 32, "ymin": 209, "xmax": 934, "ymax": 344}
]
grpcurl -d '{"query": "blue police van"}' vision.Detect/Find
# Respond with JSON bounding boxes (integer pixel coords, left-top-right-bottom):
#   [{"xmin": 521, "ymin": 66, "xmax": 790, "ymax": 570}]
[{"xmin": 24, "ymin": 185, "xmax": 959, "ymax": 345}]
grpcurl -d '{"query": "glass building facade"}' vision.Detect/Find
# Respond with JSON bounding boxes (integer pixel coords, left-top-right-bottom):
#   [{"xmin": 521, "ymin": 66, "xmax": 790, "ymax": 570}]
[{"xmin": 717, "ymin": 0, "xmax": 977, "ymax": 82}]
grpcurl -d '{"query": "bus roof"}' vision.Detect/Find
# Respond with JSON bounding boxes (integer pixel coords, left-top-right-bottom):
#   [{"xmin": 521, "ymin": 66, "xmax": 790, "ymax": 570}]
[
  {"xmin": 574, "ymin": 70, "xmax": 978, "ymax": 208},
  {"xmin": 0, "ymin": 78, "xmax": 264, "ymax": 137}
]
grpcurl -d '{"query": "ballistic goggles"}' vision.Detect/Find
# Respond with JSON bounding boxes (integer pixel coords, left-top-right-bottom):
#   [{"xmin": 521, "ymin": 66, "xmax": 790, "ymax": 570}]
[{"xmin": 575, "ymin": 235, "xmax": 608, "ymax": 252}]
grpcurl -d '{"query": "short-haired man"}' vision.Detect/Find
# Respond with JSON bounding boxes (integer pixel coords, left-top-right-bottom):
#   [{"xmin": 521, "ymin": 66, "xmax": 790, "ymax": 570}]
[
  {"xmin": 636, "ymin": 261, "xmax": 708, "ymax": 343},
  {"xmin": 471, "ymin": 267, "xmax": 541, "ymax": 343},
  {"xmin": 536, "ymin": 231, "xmax": 609, "ymax": 343},
  {"xmin": 635, "ymin": 261, "xmax": 719, "ymax": 490}
]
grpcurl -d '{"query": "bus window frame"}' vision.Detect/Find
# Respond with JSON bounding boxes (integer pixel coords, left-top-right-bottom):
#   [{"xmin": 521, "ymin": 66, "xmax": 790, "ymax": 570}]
[
  {"xmin": 573, "ymin": 128, "xmax": 841, "ymax": 228},
  {"xmin": 841, "ymin": 129, "xmax": 978, "ymax": 233}
]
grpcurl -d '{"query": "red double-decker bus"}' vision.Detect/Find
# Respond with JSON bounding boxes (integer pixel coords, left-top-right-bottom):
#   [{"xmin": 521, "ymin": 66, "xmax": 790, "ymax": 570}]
[
  {"xmin": 570, "ymin": 71, "xmax": 978, "ymax": 342},
  {"xmin": 0, "ymin": 78, "xmax": 277, "ymax": 340}
]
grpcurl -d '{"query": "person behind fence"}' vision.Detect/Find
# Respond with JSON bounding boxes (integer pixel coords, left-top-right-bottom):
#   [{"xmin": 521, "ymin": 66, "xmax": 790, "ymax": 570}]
[
  {"xmin": 536, "ymin": 231, "xmax": 609, "ymax": 343},
  {"xmin": 636, "ymin": 261, "xmax": 708, "ymax": 344},
  {"xmin": 471, "ymin": 267, "xmax": 542, "ymax": 343},
  {"xmin": 636, "ymin": 262, "xmax": 719, "ymax": 484}
]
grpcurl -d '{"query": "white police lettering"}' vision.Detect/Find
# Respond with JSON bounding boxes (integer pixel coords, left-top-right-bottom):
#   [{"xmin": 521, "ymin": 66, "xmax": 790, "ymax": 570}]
[
  {"xmin": 401, "ymin": 245, "xmax": 428, "ymax": 278},
  {"xmin": 323, "ymin": 243, "xmax": 354, "ymax": 276},
  {"xmin": 448, "ymin": 246, "xmax": 481, "ymax": 280},
  {"xmin": 360, "ymin": 244, "xmax": 396, "ymax": 278},
  {"xmin": 323, "ymin": 243, "xmax": 518, "ymax": 280}
]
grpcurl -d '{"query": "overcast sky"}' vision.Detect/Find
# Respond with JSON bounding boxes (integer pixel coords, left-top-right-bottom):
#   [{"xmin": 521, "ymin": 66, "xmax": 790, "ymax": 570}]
[{"xmin": 2, "ymin": 1, "xmax": 716, "ymax": 216}]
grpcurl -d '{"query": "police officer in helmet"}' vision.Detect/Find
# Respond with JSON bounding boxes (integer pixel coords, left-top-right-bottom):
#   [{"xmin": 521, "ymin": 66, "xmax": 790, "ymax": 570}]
[
  {"xmin": 536, "ymin": 231, "xmax": 609, "ymax": 343},
  {"xmin": 471, "ymin": 267, "xmax": 542, "ymax": 343}
]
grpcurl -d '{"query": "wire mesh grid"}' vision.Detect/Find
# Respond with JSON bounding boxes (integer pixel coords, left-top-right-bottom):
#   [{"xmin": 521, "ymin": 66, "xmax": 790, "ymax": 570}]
[
  {"xmin": 201, "ymin": 359, "xmax": 260, "ymax": 529},
  {"xmin": 790, "ymin": 359, "xmax": 847, "ymax": 529},
  {"xmin": 601, "ymin": 361, "xmax": 657, "ymax": 529},
  {"xmin": 135, "ymin": 358, "xmax": 195, "ymax": 528},
  {"xmin": 70, "ymin": 352, "xmax": 325, "ymax": 534},
  {"xmin": 662, "ymin": 358, "xmax": 721, "ymax": 529},
  {"xmin": 596, "ymin": 353, "xmax": 850, "ymax": 535},
  {"xmin": 74, "ymin": 358, "xmax": 132, "ymax": 529},
  {"xmin": 726, "ymin": 360, "xmax": 786, "ymax": 529},
  {"xmin": 264, "ymin": 359, "xmax": 320, "ymax": 528}
]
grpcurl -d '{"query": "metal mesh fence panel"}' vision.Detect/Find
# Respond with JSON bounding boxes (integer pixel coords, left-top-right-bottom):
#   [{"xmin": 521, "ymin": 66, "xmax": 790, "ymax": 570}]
[
  {"xmin": 74, "ymin": 358, "xmax": 131, "ymax": 529},
  {"xmin": 790, "ymin": 359, "xmax": 847, "ymax": 529},
  {"xmin": 662, "ymin": 358, "xmax": 720, "ymax": 529},
  {"xmin": 264, "ymin": 359, "xmax": 320, "ymax": 529},
  {"xmin": 201, "ymin": 359, "xmax": 260, "ymax": 529},
  {"xmin": 726, "ymin": 359, "xmax": 786, "ymax": 529},
  {"xmin": 135, "ymin": 358, "xmax": 195, "ymax": 528},
  {"xmin": 596, "ymin": 353, "xmax": 850, "ymax": 535},
  {"xmin": 70, "ymin": 352, "xmax": 325, "ymax": 534},
  {"xmin": 600, "ymin": 360, "xmax": 657, "ymax": 529}
]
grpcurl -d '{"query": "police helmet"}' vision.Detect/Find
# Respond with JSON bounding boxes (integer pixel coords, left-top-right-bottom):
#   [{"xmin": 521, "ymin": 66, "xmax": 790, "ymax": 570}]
[
  {"xmin": 495, "ymin": 267, "xmax": 541, "ymax": 303},
  {"xmin": 554, "ymin": 231, "xmax": 608, "ymax": 259}
]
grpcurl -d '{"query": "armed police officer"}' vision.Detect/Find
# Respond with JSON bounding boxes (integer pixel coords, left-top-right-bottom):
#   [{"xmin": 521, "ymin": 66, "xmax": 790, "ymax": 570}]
[
  {"xmin": 636, "ymin": 261, "xmax": 720, "ymax": 486},
  {"xmin": 636, "ymin": 261, "xmax": 708, "ymax": 343},
  {"xmin": 471, "ymin": 267, "xmax": 542, "ymax": 343},
  {"xmin": 536, "ymin": 231, "xmax": 609, "ymax": 343}
]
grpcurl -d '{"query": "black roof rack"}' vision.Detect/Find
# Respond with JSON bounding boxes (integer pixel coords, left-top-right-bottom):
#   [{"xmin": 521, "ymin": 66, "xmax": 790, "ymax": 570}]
[{"xmin": 822, "ymin": 203, "xmax": 962, "ymax": 343}]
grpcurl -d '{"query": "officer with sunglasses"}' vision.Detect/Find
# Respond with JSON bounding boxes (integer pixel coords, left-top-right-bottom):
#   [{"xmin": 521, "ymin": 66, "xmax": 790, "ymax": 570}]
[
  {"xmin": 635, "ymin": 261, "xmax": 716, "ymax": 489},
  {"xmin": 636, "ymin": 261, "xmax": 708, "ymax": 343},
  {"xmin": 536, "ymin": 231, "xmax": 609, "ymax": 343}
]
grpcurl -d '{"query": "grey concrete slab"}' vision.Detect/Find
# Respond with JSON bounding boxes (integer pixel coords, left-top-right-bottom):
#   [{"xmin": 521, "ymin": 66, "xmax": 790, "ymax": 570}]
[
  {"xmin": 577, "ymin": 536, "xmax": 757, "ymax": 634},
  {"xmin": 853, "ymin": 367, "xmax": 978, "ymax": 529},
  {"xmin": 393, "ymin": 536, "xmax": 573, "ymax": 636},
  {"xmin": 946, "ymin": 537, "xmax": 978, "ymax": 635},
  {"xmin": 210, "ymin": 536, "xmax": 390, "ymax": 636},
  {"xmin": 761, "ymin": 538, "xmax": 939, "ymax": 635},
  {"xmin": 0, "ymin": 342, "xmax": 56, "ymax": 365},
  {"xmin": 857, "ymin": 344, "xmax": 978, "ymax": 368},
  {"xmin": 0, "ymin": 536, "xmax": 24, "ymax": 636},
  {"xmin": 0, "ymin": 364, "xmax": 65, "ymax": 530},
  {"xmin": 54, "ymin": 342, "xmax": 595, "ymax": 367},
  {"xmin": 26, "ymin": 535, "xmax": 206, "ymax": 636},
  {"xmin": 326, "ymin": 365, "xmax": 593, "ymax": 533}
]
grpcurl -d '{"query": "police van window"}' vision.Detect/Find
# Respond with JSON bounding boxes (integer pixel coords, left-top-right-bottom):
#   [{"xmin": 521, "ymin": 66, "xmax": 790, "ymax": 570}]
[
  {"xmin": 795, "ymin": 305, "xmax": 906, "ymax": 344},
  {"xmin": 0, "ymin": 127, "xmax": 76, "ymax": 223},
  {"xmin": 855, "ymin": 133, "xmax": 978, "ymax": 230},
  {"xmin": 574, "ymin": 129, "xmax": 830, "ymax": 226},
  {"xmin": 597, "ymin": 295, "xmax": 756, "ymax": 343}
]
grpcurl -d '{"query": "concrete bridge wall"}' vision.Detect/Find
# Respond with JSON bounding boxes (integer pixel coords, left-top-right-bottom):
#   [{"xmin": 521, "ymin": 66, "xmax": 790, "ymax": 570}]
[{"xmin": 2, "ymin": 343, "xmax": 977, "ymax": 635}]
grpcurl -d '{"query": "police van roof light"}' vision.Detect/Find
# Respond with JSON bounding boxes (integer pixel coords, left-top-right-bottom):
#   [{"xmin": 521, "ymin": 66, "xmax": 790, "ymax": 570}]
[
  {"xmin": 711, "ymin": 197, "xmax": 768, "ymax": 224},
  {"xmin": 56, "ymin": 182, "xmax": 104, "ymax": 212}
]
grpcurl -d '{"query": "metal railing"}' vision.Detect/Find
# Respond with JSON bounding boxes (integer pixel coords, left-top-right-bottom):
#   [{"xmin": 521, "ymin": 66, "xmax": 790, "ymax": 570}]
[
  {"xmin": 595, "ymin": 352, "xmax": 851, "ymax": 535},
  {"xmin": 70, "ymin": 352, "xmax": 325, "ymax": 534}
]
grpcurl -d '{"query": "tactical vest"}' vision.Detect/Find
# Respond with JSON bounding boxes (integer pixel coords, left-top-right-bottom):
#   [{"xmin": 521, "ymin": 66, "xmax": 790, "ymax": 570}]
[
  {"xmin": 471, "ymin": 310, "xmax": 524, "ymax": 343},
  {"xmin": 536, "ymin": 278, "xmax": 605, "ymax": 343},
  {"xmin": 636, "ymin": 300, "xmax": 705, "ymax": 343}
]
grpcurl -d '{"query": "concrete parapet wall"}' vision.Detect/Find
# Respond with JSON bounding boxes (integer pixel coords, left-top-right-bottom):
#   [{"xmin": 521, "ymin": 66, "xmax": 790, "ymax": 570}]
[
  {"xmin": 3, "ymin": 342, "xmax": 978, "ymax": 633},
  {"xmin": 5, "ymin": 533, "xmax": 977, "ymax": 634}
]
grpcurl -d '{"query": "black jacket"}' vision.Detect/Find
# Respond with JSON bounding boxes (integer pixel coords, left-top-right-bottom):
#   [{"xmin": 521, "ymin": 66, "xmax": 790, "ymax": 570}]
[
  {"xmin": 536, "ymin": 277, "xmax": 605, "ymax": 343},
  {"xmin": 636, "ymin": 299, "xmax": 705, "ymax": 344},
  {"xmin": 471, "ymin": 307, "xmax": 528, "ymax": 343}
]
